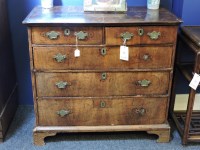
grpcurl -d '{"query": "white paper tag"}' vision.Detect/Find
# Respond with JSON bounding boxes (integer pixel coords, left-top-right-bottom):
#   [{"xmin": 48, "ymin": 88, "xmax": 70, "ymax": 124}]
[
  {"xmin": 74, "ymin": 49, "xmax": 80, "ymax": 57},
  {"xmin": 120, "ymin": 46, "xmax": 129, "ymax": 61},
  {"xmin": 189, "ymin": 73, "xmax": 200, "ymax": 90}
]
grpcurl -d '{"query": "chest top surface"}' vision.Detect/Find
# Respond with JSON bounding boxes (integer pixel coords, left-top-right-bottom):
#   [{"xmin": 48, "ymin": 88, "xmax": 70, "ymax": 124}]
[
  {"xmin": 181, "ymin": 26, "xmax": 200, "ymax": 47},
  {"xmin": 23, "ymin": 6, "xmax": 181, "ymax": 26}
]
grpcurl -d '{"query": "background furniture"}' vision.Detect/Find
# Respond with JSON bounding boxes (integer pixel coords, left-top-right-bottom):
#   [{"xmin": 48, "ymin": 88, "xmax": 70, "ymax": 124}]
[
  {"xmin": 23, "ymin": 6, "xmax": 181, "ymax": 145},
  {"xmin": 170, "ymin": 26, "xmax": 200, "ymax": 144},
  {"xmin": 0, "ymin": 0, "xmax": 18, "ymax": 142}
]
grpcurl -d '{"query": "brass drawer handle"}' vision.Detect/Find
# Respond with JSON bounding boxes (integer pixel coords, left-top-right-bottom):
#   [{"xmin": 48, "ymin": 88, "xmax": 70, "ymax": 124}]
[
  {"xmin": 46, "ymin": 31, "xmax": 60, "ymax": 40},
  {"xmin": 56, "ymin": 81, "xmax": 71, "ymax": 89},
  {"xmin": 142, "ymin": 54, "xmax": 150, "ymax": 61},
  {"xmin": 74, "ymin": 31, "xmax": 88, "ymax": 40},
  {"xmin": 135, "ymin": 108, "xmax": 146, "ymax": 116},
  {"xmin": 120, "ymin": 32, "xmax": 134, "ymax": 42},
  {"xmin": 57, "ymin": 109, "xmax": 71, "ymax": 117},
  {"xmin": 53, "ymin": 53, "xmax": 66, "ymax": 62},
  {"xmin": 147, "ymin": 31, "xmax": 161, "ymax": 40},
  {"xmin": 136, "ymin": 79, "xmax": 151, "ymax": 87},
  {"xmin": 101, "ymin": 48, "xmax": 107, "ymax": 56},
  {"xmin": 138, "ymin": 28, "xmax": 144, "ymax": 36}
]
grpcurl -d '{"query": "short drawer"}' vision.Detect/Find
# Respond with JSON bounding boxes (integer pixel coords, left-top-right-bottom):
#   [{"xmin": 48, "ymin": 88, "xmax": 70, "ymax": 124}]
[
  {"xmin": 33, "ymin": 46, "xmax": 173, "ymax": 70},
  {"xmin": 36, "ymin": 72, "xmax": 170, "ymax": 97},
  {"xmin": 37, "ymin": 97, "xmax": 167, "ymax": 126},
  {"xmin": 105, "ymin": 26, "xmax": 178, "ymax": 45},
  {"xmin": 31, "ymin": 27, "xmax": 103, "ymax": 45}
]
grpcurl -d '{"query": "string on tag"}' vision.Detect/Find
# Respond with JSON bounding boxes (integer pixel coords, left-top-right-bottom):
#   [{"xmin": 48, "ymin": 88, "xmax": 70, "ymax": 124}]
[
  {"xmin": 74, "ymin": 33, "xmax": 80, "ymax": 57},
  {"xmin": 76, "ymin": 35, "xmax": 78, "ymax": 49},
  {"xmin": 123, "ymin": 39, "xmax": 127, "ymax": 46}
]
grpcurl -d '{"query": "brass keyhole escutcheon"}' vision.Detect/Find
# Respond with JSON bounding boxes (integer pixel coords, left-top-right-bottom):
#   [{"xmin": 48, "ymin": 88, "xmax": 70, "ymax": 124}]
[
  {"xmin": 64, "ymin": 28, "xmax": 71, "ymax": 36},
  {"xmin": 100, "ymin": 101, "xmax": 106, "ymax": 108},
  {"xmin": 101, "ymin": 73, "xmax": 107, "ymax": 80},
  {"xmin": 138, "ymin": 28, "xmax": 144, "ymax": 36},
  {"xmin": 101, "ymin": 48, "xmax": 107, "ymax": 56}
]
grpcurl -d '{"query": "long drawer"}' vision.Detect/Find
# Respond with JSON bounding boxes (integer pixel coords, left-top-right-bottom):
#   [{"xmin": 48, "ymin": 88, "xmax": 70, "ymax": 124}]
[
  {"xmin": 31, "ymin": 27, "xmax": 103, "ymax": 45},
  {"xmin": 33, "ymin": 46, "xmax": 173, "ymax": 70},
  {"xmin": 36, "ymin": 72, "xmax": 170, "ymax": 97},
  {"xmin": 37, "ymin": 97, "xmax": 167, "ymax": 126},
  {"xmin": 105, "ymin": 26, "xmax": 177, "ymax": 45}
]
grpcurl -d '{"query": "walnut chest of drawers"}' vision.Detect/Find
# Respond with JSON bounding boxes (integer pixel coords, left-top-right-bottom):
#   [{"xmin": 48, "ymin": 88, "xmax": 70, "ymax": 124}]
[{"xmin": 23, "ymin": 6, "xmax": 181, "ymax": 145}]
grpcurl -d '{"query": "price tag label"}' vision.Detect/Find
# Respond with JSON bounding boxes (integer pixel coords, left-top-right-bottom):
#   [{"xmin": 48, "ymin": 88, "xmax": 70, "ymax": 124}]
[
  {"xmin": 74, "ymin": 49, "xmax": 80, "ymax": 57},
  {"xmin": 189, "ymin": 73, "xmax": 200, "ymax": 90},
  {"xmin": 120, "ymin": 46, "xmax": 129, "ymax": 61}
]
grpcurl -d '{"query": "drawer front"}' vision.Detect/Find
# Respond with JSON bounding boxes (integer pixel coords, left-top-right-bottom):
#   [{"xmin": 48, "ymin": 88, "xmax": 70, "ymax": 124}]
[
  {"xmin": 37, "ymin": 97, "xmax": 167, "ymax": 126},
  {"xmin": 105, "ymin": 26, "xmax": 177, "ymax": 45},
  {"xmin": 32, "ymin": 27, "xmax": 103, "ymax": 45},
  {"xmin": 36, "ymin": 72, "xmax": 170, "ymax": 97},
  {"xmin": 33, "ymin": 46, "xmax": 173, "ymax": 70}
]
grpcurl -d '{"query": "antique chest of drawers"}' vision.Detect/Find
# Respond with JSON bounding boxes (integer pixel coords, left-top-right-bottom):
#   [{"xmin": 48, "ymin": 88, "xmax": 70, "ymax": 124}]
[{"xmin": 23, "ymin": 6, "xmax": 181, "ymax": 145}]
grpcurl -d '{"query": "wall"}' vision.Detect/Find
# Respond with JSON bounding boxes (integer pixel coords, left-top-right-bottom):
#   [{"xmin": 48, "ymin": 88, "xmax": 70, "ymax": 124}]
[
  {"xmin": 172, "ymin": 0, "xmax": 200, "ymax": 25},
  {"xmin": 182, "ymin": 0, "xmax": 200, "ymax": 25},
  {"xmin": 172, "ymin": 0, "xmax": 184, "ymax": 18},
  {"xmin": 7, "ymin": 0, "xmax": 172, "ymax": 105},
  {"xmin": 7, "ymin": 0, "xmax": 37, "ymax": 105}
]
